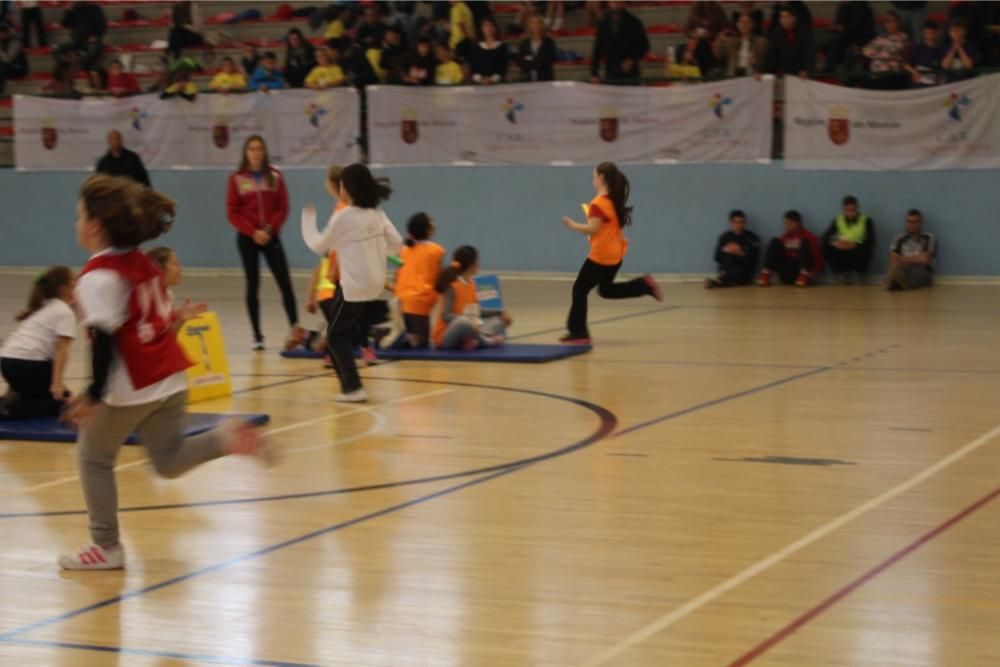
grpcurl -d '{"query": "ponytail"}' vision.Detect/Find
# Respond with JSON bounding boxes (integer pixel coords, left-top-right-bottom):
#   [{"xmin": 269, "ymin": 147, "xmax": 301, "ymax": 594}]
[
  {"xmin": 80, "ymin": 174, "xmax": 176, "ymax": 246},
  {"xmin": 596, "ymin": 161, "xmax": 632, "ymax": 228},
  {"xmin": 340, "ymin": 163, "xmax": 392, "ymax": 209},
  {"xmin": 17, "ymin": 266, "xmax": 73, "ymax": 322},
  {"xmin": 434, "ymin": 246, "xmax": 478, "ymax": 293}
]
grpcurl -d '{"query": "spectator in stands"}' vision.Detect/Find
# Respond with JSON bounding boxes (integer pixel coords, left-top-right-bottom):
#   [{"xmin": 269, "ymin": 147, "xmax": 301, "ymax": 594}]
[
  {"xmin": 167, "ymin": 1, "xmax": 205, "ymax": 61},
  {"xmin": 822, "ymin": 195, "xmax": 875, "ymax": 284},
  {"xmin": 471, "ymin": 16, "xmax": 509, "ymax": 84},
  {"xmin": 356, "ymin": 4, "xmax": 386, "ymax": 50},
  {"xmin": 825, "ymin": 1, "xmax": 875, "ymax": 73},
  {"xmin": 906, "ymin": 19, "xmax": 945, "ymax": 86},
  {"xmin": 757, "ymin": 210, "xmax": 821, "ymax": 287},
  {"xmin": 862, "ymin": 11, "xmax": 910, "ymax": 89},
  {"xmin": 305, "ymin": 46, "xmax": 344, "ymax": 89},
  {"xmin": 339, "ymin": 37, "xmax": 379, "ymax": 88},
  {"xmin": 241, "ymin": 43, "xmax": 260, "ymax": 77},
  {"xmin": 403, "ymin": 35, "xmax": 436, "ymax": 85},
  {"xmin": 765, "ymin": 7, "xmax": 814, "ymax": 77},
  {"xmin": 676, "ymin": 29, "xmax": 716, "ymax": 77},
  {"xmin": 322, "ymin": 4, "xmax": 351, "ymax": 41},
  {"xmin": 160, "ymin": 69, "xmax": 198, "ymax": 101},
  {"xmin": 942, "ymin": 18, "xmax": 981, "ymax": 81},
  {"xmin": 686, "ymin": 2, "xmax": 729, "ymax": 43},
  {"xmin": 251, "ymin": 52, "xmax": 286, "ymax": 91},
  {"xmin": 210, "ymin": 56, "xmax": 248, "ymax": 92},
  {"xmin": 891, "ymin": 1, "xmax": 927, "ymax": 43},
  {"xmin": 768, "ymin": 2, "xmax": 811, "ymax": 39},
  {"xmin": 947, "ymin": 2, "xmax": 992, "ymax": 67},
  {"xmin": 0, "ymin": 20, "xmax": 26, "ymax": 95},
  {"xmin": 886, "ymin": 209, "xmax": 936, "ymax": 291},
  {"xmin": 707, "ymin": 210, "xmax": 761, "ymax": 289},
  {"xmin": 95, "ymin": 130, "xmax": 150, "ymax": 187},
  {"xmin": 731, "ymin": 2, "xmax": 764, "ymax": 37},
  {"xmin": 434, "ymin": 42, "xmax": 465, "ymax": 85},
  {"xmin": 590, "ymin": 1, "xmax": 650, "ymax": 84},
  {"xmin": 284, "ymin": 28, "xmax": 315, "ymax": 88},
  {"xmin": 376, "ymin": 25, "xmax": 409, "ymax": 84},
  {"xmin": 45, "ymin": 45, "xmax": 80, "ymax": 98},
  {"xmin": 18, "ymin": 1, "xmax": 45, "ymax": 48},
  {"xmin": 715, "ymin": 13, "xmax": 767, "ymax": 76},
  {"xmin": 62, "ymin": 1, "xmax": 105, "ymax": 72},
  {"xmin": 449, "ymin": 0, "xmax": 475, "ymax": 51},
  {"xmin": 514, "ymin": 14, "xmax": 556, "ymax": 82},
  {"xmin": 106, "ymin": 59, "xmax": 140, "ymax": 97}
]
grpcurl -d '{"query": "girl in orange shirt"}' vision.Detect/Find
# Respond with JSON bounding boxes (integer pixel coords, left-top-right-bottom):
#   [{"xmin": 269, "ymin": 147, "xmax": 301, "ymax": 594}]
[
  {"xmin": 433, "ymin": 246, "xmax": 512, "ymax": 350},
  {"xmin": 393, "ymin": 212, "xmax": 446, "ymax": 348},
  {"xmin": 560, "ymin": 162, "xmax": 662, "ymax": 345}
]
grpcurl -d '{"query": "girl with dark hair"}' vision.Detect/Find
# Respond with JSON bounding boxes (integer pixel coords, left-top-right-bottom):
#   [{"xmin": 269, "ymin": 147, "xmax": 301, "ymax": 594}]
[
  {"xmin": 302, "ymin": 164, "xmax": 402, "ymax": 403},
  {"xmin": 0, "ymin": 266, "xmax": 76, "ymax": 420},
  {"xmin": 61, "ymin": 174, "xmax": 273, "ymax": 571},
  {"xmin": 393, "ymin": 212, "xmax": 446, "ymax": 348},
  {"xmin": 226, "ymin": 134, "xmax": 302, "ymax": 351},
  {"xmin": 283, "ymin": 27, "xmax": 316, "ymax": 88},
  {"xmin": 433, "ymin": 246, "xmax": 511, "ymax": 350},
  {"xmin": 560, "ymin": 162, "xmax": 662, "ymax": 345},
  {"xmin": 471, "ymin": 16, "xmax": 509, "ymax": 84}
]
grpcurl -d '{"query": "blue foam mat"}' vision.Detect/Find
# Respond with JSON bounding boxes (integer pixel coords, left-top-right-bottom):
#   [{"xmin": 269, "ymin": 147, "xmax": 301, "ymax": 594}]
[
  {"xmin": 376, "ymin": 343, "xmax": 591, "ymax": 363},
  {"xmin": 281, "ymin": 348, "xmax": 325, "ymax": 359},
  {"xmin": 0, "ymin": 412, "xmax": 270, "ymax": 444}
]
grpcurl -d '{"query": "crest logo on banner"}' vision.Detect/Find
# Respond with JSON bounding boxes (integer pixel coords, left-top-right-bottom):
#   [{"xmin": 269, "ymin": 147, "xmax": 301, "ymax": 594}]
[
  {"xmin": 129, "ymin": 107, "xmax": 148, "ymax": 131},
  {"xmin": 400, "ymin": 109, "xmax": 418, "ymax": 144},
  {"xmin": 827, "ymin": 105, "xmax": 850, "ymax": 146},
  {"xmin": 599, "ymin": 107, "xmax": 618, "ymax": 142},
  {"xmin": 306, "ymin": 102, "xmax": 327, "ymax": 128},
  {"xmin": 212, "ymin": 115, "xmax": 229, "ymax": 149},
  {"xmin": 946, "ymin": 92, "xmax": 971, "ymax": 121},
  {"xmin": 710, "ymin": 93, "xmax": 733, "ymax": 119},
  {"xmin": 41, "ymin": 117, "xmax": 58, "ymax": 150},
  {"xmin": 502, "ymin": 97, "xmax": 524, "ymax": 124}
]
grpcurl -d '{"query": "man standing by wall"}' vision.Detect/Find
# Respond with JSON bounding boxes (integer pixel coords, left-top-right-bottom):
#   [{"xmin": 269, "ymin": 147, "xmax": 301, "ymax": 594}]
[{"xmin": 95, "ymin": 130, "xmax": 151, "ymax": 187}]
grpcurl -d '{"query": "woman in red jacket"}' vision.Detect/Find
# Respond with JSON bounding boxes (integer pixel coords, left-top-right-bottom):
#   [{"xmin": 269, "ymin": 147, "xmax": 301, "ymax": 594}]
[{"xmin": 226, "ymin": 135, "xmax": 302, "ymax": 350}]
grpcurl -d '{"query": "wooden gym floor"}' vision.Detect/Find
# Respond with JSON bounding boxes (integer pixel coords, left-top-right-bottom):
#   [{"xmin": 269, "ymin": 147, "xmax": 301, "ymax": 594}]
[{"xmin": 2, "ymin": 273, "xmax": 1000, "ymax": 667}]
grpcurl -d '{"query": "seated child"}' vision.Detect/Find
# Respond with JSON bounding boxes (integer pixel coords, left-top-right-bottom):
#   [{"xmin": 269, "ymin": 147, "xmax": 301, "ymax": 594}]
[{"xmin": 433, "ymin": 246, "xmax": 512, "ymax": 350}]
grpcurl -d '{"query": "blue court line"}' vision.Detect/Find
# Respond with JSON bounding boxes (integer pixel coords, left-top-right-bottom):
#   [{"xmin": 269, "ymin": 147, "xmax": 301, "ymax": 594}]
[
  {"xmin": 0, "ymin": 365, "xmax": 825, "ymax": 662},
  {"xmin": 2, "ymin": 638, "xmax": 324, "ymax": 667},
  {"xmin": 508, "ymin": 305, "xmax": 679, "ymax": 340}
]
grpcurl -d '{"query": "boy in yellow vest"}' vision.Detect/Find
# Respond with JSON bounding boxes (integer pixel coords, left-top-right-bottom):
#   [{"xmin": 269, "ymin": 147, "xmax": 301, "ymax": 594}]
[{"xmin": 821, "ymin": 195, "xmax": 876, "ymax": 284}]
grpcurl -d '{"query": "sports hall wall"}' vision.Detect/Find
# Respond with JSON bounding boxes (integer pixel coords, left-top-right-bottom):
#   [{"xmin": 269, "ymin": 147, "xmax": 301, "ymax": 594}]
[{"xmin": 1, "ymin": 164, "xmax": 996, "ymax": 276}]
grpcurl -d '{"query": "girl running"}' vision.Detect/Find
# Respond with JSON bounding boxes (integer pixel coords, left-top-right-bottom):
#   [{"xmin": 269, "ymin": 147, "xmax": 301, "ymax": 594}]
[
  {"xmin": 62, "ymin": 174, "xmax": 272, "ymax": 571},
  {"xmin": 301, "ymin": 164, "xmax": 402, "ymax": 403},
  {"xmin": 394, "ymin": 212, "xmax": 446, "ymax": 348},
  {"xmin": 560, "ymin": 162, "xmax": 662, "ymax": 345},
  {"xmin": 433, "ymin": 246, "xmax": 511, "ymax": 350},
  {"xmin": 0, "ymin": 267, "xmax": 77, "ymax": 420}
]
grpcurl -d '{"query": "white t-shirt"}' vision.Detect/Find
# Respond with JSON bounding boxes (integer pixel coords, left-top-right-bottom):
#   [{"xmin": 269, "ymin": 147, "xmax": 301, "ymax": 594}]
[
  {"xmin": 0, "ymin": 299, "xmax": 76, "ymax": 362},
  {"xmin": 301, "ymin": 205, "xmax": 403, "ymax": 301},
  {"xmin": 76, "ymin": 249, "xmax": 187, "ymax": 407}
]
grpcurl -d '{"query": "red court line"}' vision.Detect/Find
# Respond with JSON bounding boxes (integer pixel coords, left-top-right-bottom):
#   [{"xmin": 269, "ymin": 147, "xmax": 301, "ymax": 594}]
[{"xmin": 728, "ymin": 484, "xmax": 1000, "ymax": 666}]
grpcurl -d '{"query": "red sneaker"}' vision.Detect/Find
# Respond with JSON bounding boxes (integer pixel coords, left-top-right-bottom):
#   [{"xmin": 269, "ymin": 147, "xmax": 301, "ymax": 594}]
[
  {"xmin": 642, "ymin": 273, "xmax": 663, "ymax": 302},
  {"xmin": 559, "ymin": 335, "xmax": 592, "ymax": 346},
  {"xmin": 795, "ymin": 272, "xmax": 810, "ymax": 287},
  {"xmin": 756, "ymin": 271, "xmax": 771, "ymax": 287}
]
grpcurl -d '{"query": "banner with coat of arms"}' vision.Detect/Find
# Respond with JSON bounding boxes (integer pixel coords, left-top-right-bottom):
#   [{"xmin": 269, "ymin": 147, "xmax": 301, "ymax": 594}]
[
  {"xmin": 367, "ymin": 78, "xmax": 774, "ymax": 166},
  {"xmin": 783, "ymin": 73, "xmax": 1000, "ymax": 170},
  {"xmin": 13, "ymin": 89, "xmax": 360, "ymax": 170}
]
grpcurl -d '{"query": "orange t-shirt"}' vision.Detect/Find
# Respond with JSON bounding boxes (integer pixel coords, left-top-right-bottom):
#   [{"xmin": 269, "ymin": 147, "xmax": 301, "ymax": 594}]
[
  {"xmin": 587, "ymin": 195, "xmax": 627, "ymax": 266},
  {"xmin": 396, "ymin": 241, "xmax": 446, "ymax": 316},
  {"xmin": 433, "ymin": 277, "xmax": 478, "ymax": 347}
]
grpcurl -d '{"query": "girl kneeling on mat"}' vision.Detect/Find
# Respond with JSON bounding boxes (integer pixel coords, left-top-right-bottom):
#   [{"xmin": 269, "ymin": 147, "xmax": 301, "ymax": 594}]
[
  {"xmin": 433, "ymin": 246, "xmax": 512, "ymax": 351},
  {"xmin": 394, "ymin": 212, "xmax": 446, "ymax": 349},
  {"xmin": 0, "ymin": 266, "xmax": 77, "ymax": 420},
  {"xmin": 62, "ymin": 175, "xmax": 274, "ymax": 571}
]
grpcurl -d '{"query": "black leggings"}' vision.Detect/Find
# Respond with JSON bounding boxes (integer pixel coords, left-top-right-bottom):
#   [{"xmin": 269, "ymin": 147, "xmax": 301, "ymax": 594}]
[
  {"xmin": 566, "ymin": 259, "xmax": 651, "ymax": 338},
  {"xmin": 324, "ymin": 291, "xmax": 365, "ymax": 393},
  {"xmin": 1, "ymin": 358, "xmax": 65, "ymax": 420},
  {"xmin": 236, "ymin": 233, "xmax": 298, "ymax": 342}
]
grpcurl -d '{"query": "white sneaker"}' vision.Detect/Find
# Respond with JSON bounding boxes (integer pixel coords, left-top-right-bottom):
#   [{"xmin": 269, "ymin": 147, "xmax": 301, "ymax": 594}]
[
  {"xmin": 219, "ymin": 418, "xmax": 279, "ymax": 467},
  {"xmin": 59, "ymin": 543, "xmax": 125, "ymax": 571},
  {"xmin": 252, "ymin": 339, "xmax": 265, "ymax": 351},
  {"xmin": 335, "ymin": 389, "xmax": 368, "ymax": 403}
]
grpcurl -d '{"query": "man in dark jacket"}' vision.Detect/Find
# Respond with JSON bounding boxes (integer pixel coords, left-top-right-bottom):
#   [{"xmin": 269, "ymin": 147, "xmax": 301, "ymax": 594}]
[
  {"xmin": 707, "ymin": 210, "xmax": 761, "ymax": 288},
  {"xmin": 95, "ymin": 130, "xmax": 151, "ymax": 187},
  {"xmin": 0, "ymin": 21, "xmax": 27, "ymax": 94},
  {"xmin": 825, "ymin": 1, "xmax": 875, "ymax": 72},
  {"xmin": 62, "ymin": 1, "xmax": 106, "ymax": 71},
  {"xmin": 590, "ymin": 1, "xmax": 650, "ymax": 84},
  {"xmin": 765, "ymin": 7, "xmax": 815, "ymax": 76}
]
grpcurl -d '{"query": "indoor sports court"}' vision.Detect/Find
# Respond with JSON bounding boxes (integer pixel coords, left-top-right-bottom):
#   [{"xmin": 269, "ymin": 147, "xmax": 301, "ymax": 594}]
[{"xmin": 3, "ymin": 274, "xmax": 1000, "ymax": 666}]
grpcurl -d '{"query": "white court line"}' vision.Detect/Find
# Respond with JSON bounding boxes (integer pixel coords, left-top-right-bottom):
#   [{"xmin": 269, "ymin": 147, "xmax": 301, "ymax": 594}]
[
  {"xmin": 1, "ymin": 388, "xmax": 453, "ymax": 499},
  {"xmin": 577, "ymin": 420, "xmax": 1000, "ymax": 667}
]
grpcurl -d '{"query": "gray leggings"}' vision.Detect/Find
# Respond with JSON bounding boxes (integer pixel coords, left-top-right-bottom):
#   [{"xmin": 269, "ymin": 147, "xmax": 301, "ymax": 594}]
[
  {"xmin": 438, "ymin": 316, "xmax": 507, "ymax": 350},
  {"xmin": 77, "ymin": 391, "xmax": 226, "ymax": 546}
]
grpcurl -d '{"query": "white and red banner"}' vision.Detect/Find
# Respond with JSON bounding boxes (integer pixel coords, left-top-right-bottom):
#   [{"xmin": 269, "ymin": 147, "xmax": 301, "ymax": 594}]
[
  {"xmin": 13, "ymin": 89, "xmax": 360, "ymax": 170},
  {"xmin": 784, "ymin": 73, "xmax": 1000, "ymax": 170},
  {"xmin": 367, "ymin": 78, "xmax": 774, "ymax": 166}
]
